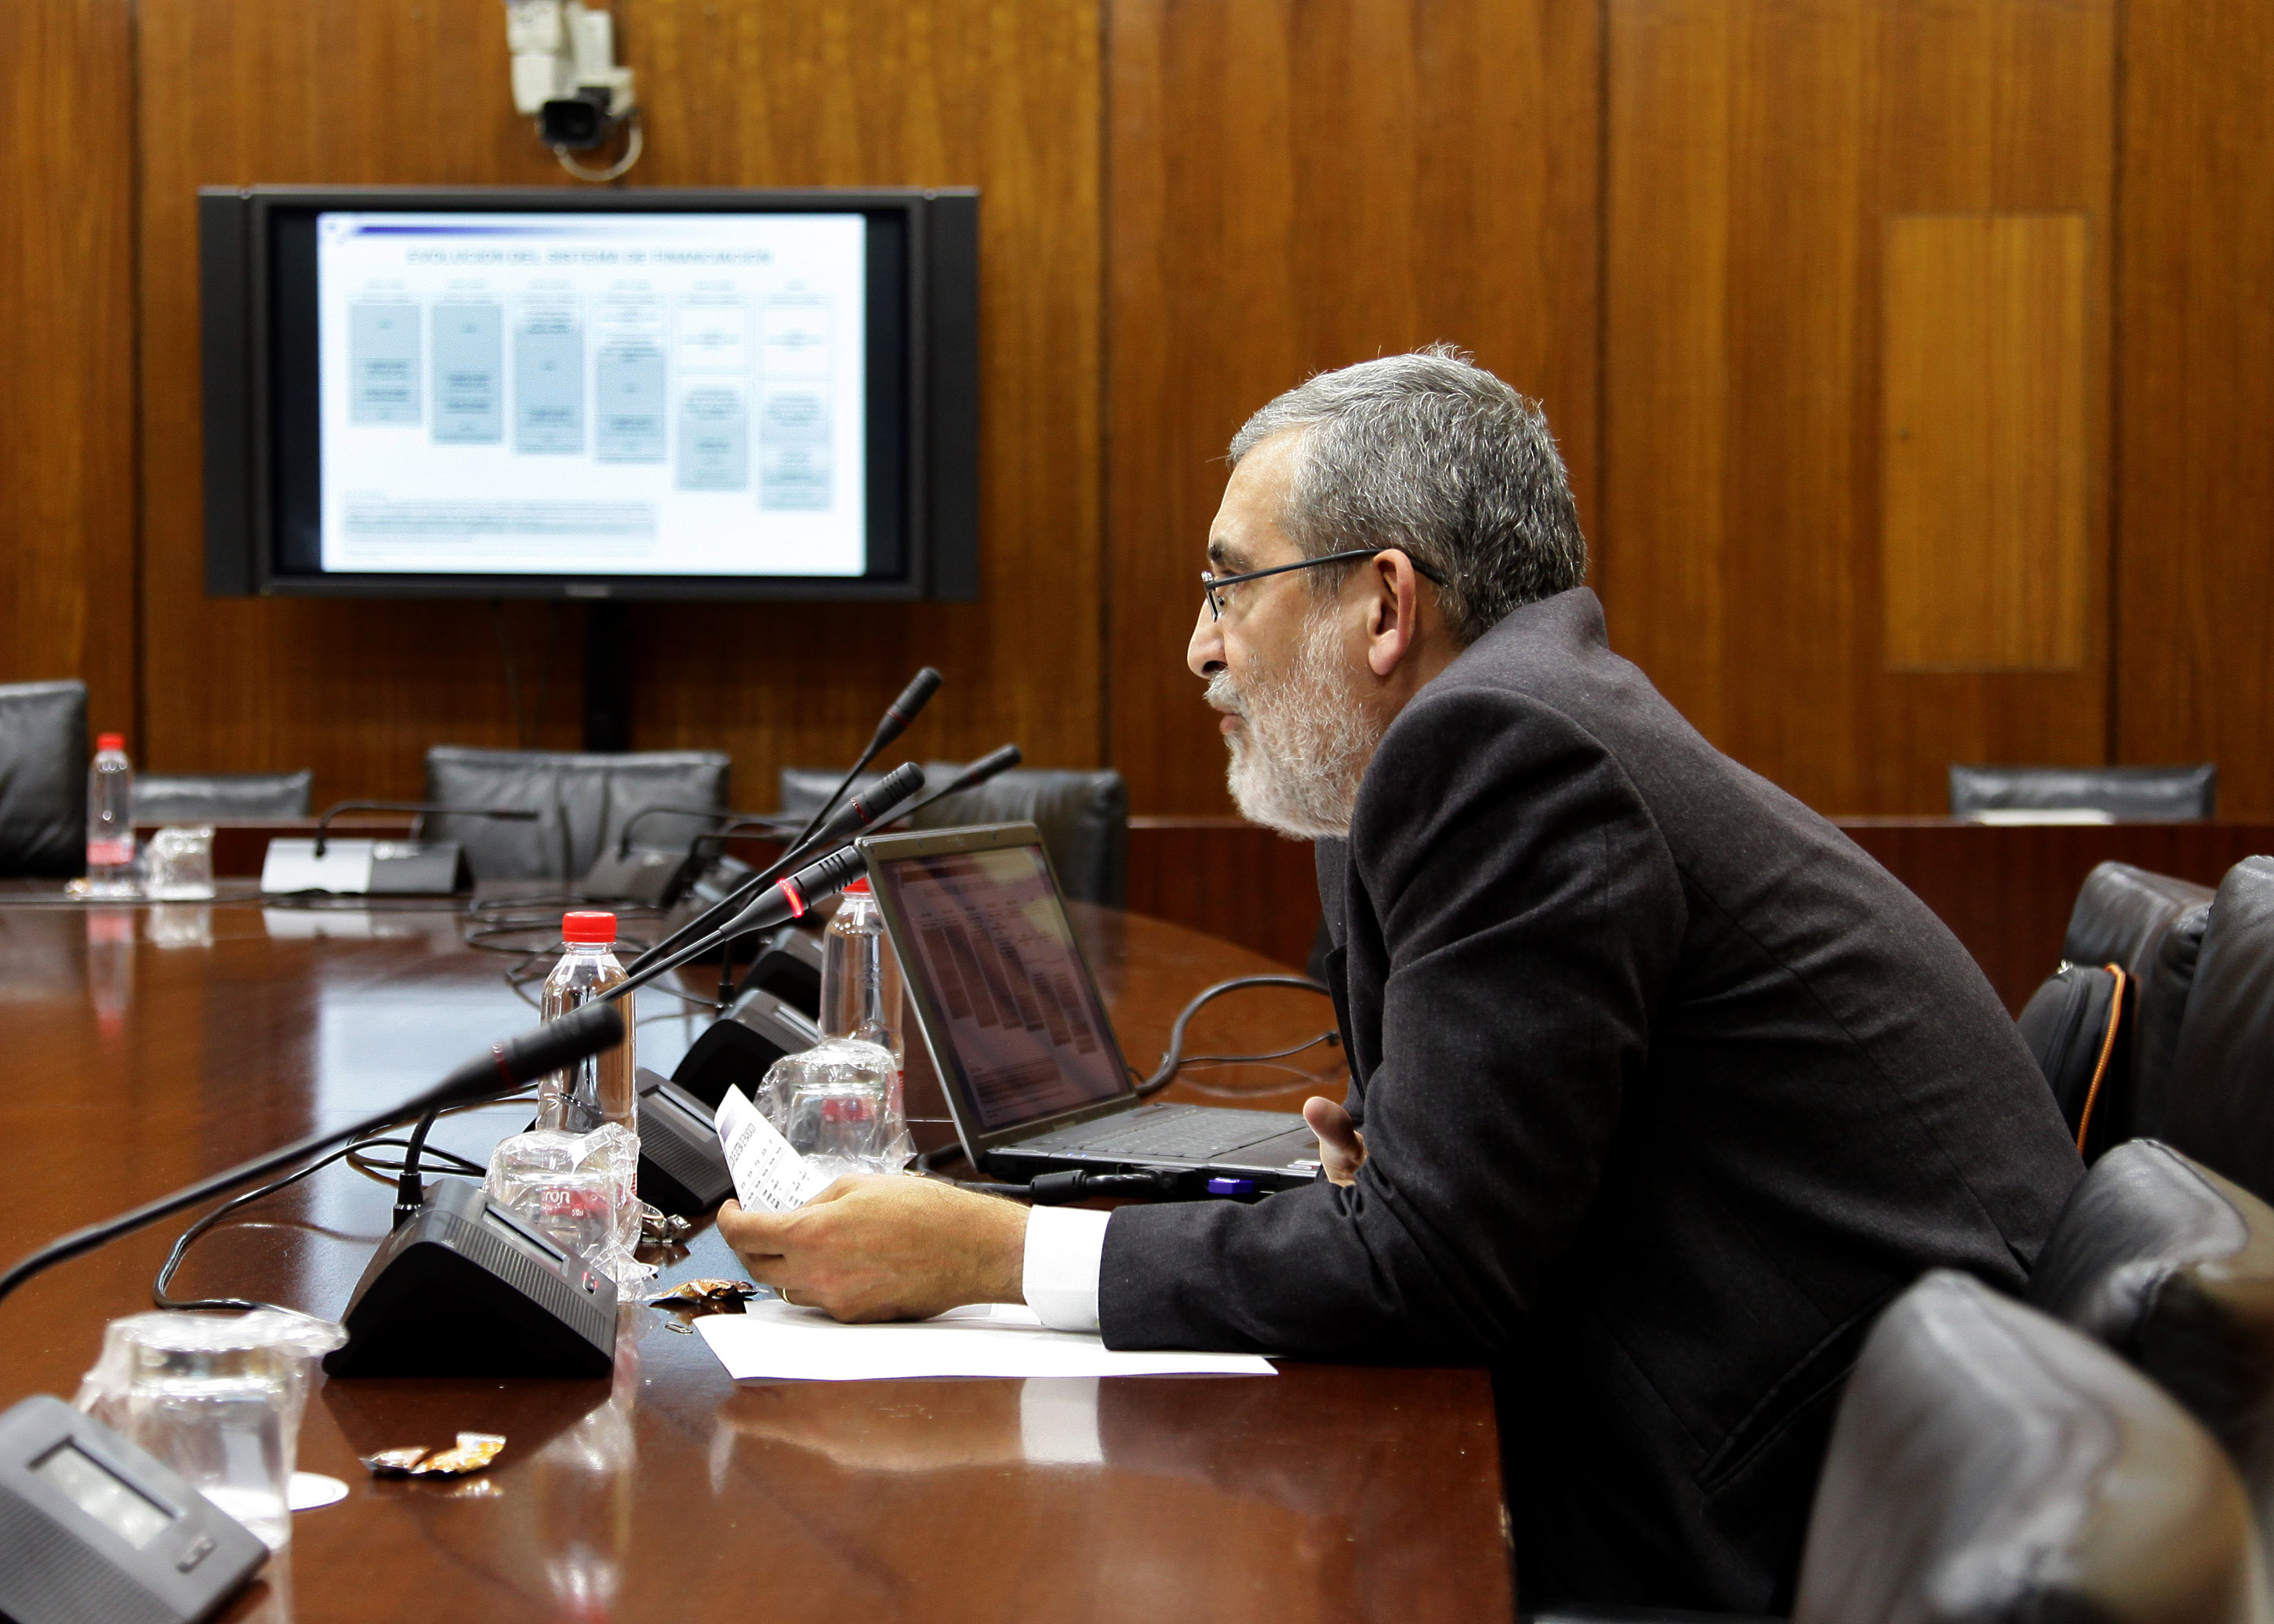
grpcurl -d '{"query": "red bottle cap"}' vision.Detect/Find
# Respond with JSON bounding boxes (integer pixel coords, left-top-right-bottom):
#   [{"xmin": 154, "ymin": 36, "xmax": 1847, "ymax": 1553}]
[
  {"xmin": 842, "ymin": 877, "xmax": 870, "ymax": 895},
  {"xmin": 96, "ymin": 734, "xmax": 125, "ymax": 752},
  {"xmin": 562, "ymin": 910, "xmax": 617, "ymax": 944}
]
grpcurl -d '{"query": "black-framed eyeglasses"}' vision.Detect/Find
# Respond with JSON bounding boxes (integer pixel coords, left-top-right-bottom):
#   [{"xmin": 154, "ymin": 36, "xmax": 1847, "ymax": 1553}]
[{"xmin": 1200, "ymin": 547, "xmax": 1449, "ymax": 622}]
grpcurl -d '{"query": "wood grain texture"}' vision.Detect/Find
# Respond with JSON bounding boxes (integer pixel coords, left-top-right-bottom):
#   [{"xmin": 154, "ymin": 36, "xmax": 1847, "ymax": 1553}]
[
  {"xmin": 1883, "ymin": 213, "xmax": 2088, "ymax": 670},
  {"xmin": 1602, "ymin": 0, "xmax": 2115, "ymax": 814},
  {"xmin": 0, "ymin": 897, "xmax": 1489, "ymax": 1622},
  {"xmin": 622, "ymin": 0, "xmax": 1104, "ymax": 785},
  {"xmin": 136, "ymin": 1, "xmax": 594, "ymax": 805},
  {"xmin": 1105, "ymin": 0, "xmax": 1601, "ymax": 815},
  {"xmin": 2116, "ymin": 2, "xmax": 2274, "ymax": 816},
  {"xmin": 133, "ymin": 0, "xmax": 1099, "ymax": 809},
  {"xmin": 0, "ymin": 0, "xmax": 137, "ymax": 736}
]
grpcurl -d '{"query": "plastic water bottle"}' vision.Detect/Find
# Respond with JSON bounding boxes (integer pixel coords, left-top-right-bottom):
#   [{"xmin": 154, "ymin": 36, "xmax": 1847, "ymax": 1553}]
[
  {"xmin": 819, "ymin": 878, "xmax": 904, "ymax": 1068},
  {"xmin": 539, "ymin": 911, "xmax": 637, "ymax": 1135},
  {"xmin": 818, "ymin": 878, "xmax": 911, "ymax": 1164},
  {"xmin": 85, "ymin": 732, "xmax": 136, "ymax": 897}
]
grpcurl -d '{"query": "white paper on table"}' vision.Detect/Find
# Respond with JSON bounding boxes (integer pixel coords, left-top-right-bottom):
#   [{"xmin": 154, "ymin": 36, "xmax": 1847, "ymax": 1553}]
[
  {"xmin": 695, "ymin": 1299, "xmax": 1278, "ymax": 1382},
  {"xmin": 714, "ymin": 1084, "xmax": 834, "ymax": 1212}
]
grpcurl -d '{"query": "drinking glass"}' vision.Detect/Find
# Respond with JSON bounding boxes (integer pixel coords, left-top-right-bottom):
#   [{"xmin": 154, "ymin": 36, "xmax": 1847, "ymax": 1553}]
[{"xmin": 76, "ymin": 1310, "xmax": 344, "ymax": 1551}]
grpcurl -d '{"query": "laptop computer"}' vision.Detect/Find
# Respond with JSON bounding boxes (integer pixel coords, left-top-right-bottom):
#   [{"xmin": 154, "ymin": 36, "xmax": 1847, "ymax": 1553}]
[{"xmin": 857, "ymin": 823, "xmax": 1327, "ymax": 1193}]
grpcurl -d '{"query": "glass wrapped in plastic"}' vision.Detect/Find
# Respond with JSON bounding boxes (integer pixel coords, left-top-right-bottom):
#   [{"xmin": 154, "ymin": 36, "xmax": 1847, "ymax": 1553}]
[
  {"xmin": 75, "ymin": 1309, "xmax": 345, "ymax": 1551},
  {"xmin": 758, "ymin": 1036, "xmax": 914, "ymax": 1178},
  {"xmin": 485, "ymin": 1123, "xmax": 650, "ymax": 1285}
]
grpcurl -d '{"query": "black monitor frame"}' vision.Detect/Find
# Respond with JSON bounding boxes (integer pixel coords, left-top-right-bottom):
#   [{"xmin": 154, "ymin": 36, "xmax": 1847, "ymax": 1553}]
[{"xmin": 201, "ymin": 186, "xmax": 979, "ymax": 603}]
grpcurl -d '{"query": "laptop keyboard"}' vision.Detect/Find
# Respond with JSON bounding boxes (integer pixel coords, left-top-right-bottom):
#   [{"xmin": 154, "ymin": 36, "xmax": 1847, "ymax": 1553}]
[{"xmin": 1019, "ymin": 1104, "xmax": 1309, "ymax": 1163}]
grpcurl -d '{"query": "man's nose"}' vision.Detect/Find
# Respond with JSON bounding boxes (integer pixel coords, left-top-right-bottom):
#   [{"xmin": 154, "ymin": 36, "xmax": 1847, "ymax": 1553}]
[{"xmin": 1188, "ymin": 600, "xmax": 1226, "ymax": 679}]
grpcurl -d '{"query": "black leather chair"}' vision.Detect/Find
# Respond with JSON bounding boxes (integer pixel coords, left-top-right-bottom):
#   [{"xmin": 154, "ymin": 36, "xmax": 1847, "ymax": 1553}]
[
  {"xmin": 779, "ymin": 764, "xmax": 1129, "ymax": 907},
  {"xmin": 0, "ymin": 679, "xmax": 85, "ymax": 878},
  {"xmin": 2028, "ymin": 1139, "xmax": 2274, "ymax": 1550},
  {"xmin": 2021, "ymin": 863, "xmax": 2216, "ymax": 1153},
  {"xmin": 1949, "ymin": 762, "xmax": 2218, "ymax": 821},
  {"xmin": 2163, "ymin": 856, "xmax": 2274, "ymax": 1205},
  {"xmin": 1531, "ymin": 1271, "xmax": 2267, "ymax": 1624},
  {"xmin": 2134, "ymin": 902, "xmax": 2212, "ymax": 1141},
  {"xmin": 134, "ymin": 770, "xmax": 312, "ymax": 823},
  {"xmin": 423, "ymin": 747, "xmax": 730, "ymax": 882},
  {"xmin": 2064, "ymin": 862, "xmax": 2216, "ymax": 984}
]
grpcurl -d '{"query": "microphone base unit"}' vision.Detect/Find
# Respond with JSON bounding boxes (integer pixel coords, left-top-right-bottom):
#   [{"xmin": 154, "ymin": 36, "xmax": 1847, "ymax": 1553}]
[
  {"xmin": 669, "ymin": 986, "xmax": 823, "ymax": 1111},
  {"xmin": 738, "ymin": 921, "xmax": 826, "ymax": 1019},
  {"xmin": 324, "ymin": 1178, "xmax": 617, "ymax": 1379},
  {"xmin": 634, "ymin": 1068, "xmax": 735, "ymax": 1215},
  {"xmin": 578, "ymin": 845, "xmax": 703, "ymax": 908},
  {"xmin": 0, "ymin": 1393, "xmax": 270, "ymax": 1624},
  {"xmin": 260, "ymin": 838, "xmax": 470, "ymax": 896}
]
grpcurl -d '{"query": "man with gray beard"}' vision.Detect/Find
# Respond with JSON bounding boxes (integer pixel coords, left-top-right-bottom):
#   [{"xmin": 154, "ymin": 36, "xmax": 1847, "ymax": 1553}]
[{"xmin": 720, "ymin": 347, "xmax": 2083, "ymax": 1612}]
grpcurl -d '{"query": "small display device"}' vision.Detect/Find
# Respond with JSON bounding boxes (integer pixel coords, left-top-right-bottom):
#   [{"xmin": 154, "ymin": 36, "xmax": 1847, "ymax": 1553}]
[{"xmin": 0, "ymin": 1393, "xmax": 268, "ymax": 1624}]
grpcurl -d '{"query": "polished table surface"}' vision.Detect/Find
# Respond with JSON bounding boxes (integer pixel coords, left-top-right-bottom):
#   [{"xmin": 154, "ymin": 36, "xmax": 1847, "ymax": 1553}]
[{"xmin": 0, "ymin": 889, "xmax": 1506, "ymax": 1622}]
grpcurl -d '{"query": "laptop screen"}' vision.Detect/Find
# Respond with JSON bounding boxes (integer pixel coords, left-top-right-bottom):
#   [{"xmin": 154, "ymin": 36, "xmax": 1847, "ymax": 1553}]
[{"xmin": 870, "ymin": 841, "xmax": 1130, "ymax": 1132}]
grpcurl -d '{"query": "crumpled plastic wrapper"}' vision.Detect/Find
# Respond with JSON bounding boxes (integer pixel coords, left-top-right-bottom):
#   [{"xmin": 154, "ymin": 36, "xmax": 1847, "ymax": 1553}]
[
  {"xmin": 361, "ymin": 1432, "xmax": 507, "ymax": 1478},
  {"xmin": 647, "ymin": 1279, "xmax": 757, "ymax": 1309},
  {"xmin": 485, "ymin": 1124, "xmax": 655, "ymax": 1287}
]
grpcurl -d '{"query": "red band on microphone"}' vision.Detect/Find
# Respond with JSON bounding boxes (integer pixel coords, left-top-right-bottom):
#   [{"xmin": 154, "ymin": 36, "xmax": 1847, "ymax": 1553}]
[
  {"xmin": 489, "ymin": 1044, "xmax": 515, "ymax": 1089},
  {"xmin": 777, "ymin": 878, "xmax": 808, "ymax": 919}
]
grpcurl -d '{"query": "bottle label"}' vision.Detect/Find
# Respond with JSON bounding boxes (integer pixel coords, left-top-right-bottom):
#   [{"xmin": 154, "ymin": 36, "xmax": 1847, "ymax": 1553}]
[{"xmin": 87, "ymin": 839, "xmax": 134, "ymax": 866}]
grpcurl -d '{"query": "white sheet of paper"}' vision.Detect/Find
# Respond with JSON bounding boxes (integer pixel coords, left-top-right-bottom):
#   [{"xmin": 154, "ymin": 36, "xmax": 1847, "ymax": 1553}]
[
  {"xmin": 696, "ymin": 1300, "xmax": 1277, "ymax": 1382},
  {"xmin": 714, "ymin": 1084, "xmax": 834, "ymax": 1212}
]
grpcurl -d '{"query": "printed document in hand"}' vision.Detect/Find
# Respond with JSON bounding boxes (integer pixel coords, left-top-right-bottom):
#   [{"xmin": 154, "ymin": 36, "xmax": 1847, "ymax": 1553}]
[
  {"xmin": 702, "ymin": 1085, "xmax": 1274, "ymax": 1379},
  {"xmin": 714, "ymin": 1084, "xmax": 834, "ymax": 1212},
  {"xmin": 696, "ymin": 1300, "xmax": 1277, "ymax": 1382}
]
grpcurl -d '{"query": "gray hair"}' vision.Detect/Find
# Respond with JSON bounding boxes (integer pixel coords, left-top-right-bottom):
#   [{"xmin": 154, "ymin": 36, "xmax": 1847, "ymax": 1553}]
[{"xmin": 1227, "ymin": 345, "xmax": 1587, "ymax": 645}]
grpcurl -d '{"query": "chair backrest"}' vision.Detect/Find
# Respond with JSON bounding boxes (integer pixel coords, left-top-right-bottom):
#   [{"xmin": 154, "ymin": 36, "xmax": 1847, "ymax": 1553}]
[
  {"xmin": 424, "ymin": 747, "xmax": 730, "ymax": 881},
  {"xmin": 133, "ymin": 770, "xmax": 313, "ymax": 823},
  {"xmin": 2165, "ymin": 858, "xmax": 2274, "ymax": 1204},
  {"xmin": 2029, "ymin": 1140, "xmax": 2274, "ymax": 1562},
  {"xmin": 2135, "ymin": 902, "xmax": 2213, "ymax": 1141},
  {"xmin": 2015, "ymin": 961, "xmax": 2129, "ymax": 1157},
  {"xmin": 2065, "ymin": 862, "xmax": 2217, "ymax": 984},
  {"xmin": 1950, "ymin": 762, "xmax": 2218, "ymax": 821},
  {"xmin": 0, "ymin": 679, "xmax": 86, "ymax": 879},
  {"xmin": 1794, "ymin": 1270, "xmax": 2269, "ymax": 1624},
  {"xmin": 778, "ymin": 764, "xmax": 1129, "ymax": 907}
]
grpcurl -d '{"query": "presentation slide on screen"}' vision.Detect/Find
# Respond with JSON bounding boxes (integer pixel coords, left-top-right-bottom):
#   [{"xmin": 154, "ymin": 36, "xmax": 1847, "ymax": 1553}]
[{"xmin": 315, "ymin": 210, "xmax": 869, "ymax": 577}]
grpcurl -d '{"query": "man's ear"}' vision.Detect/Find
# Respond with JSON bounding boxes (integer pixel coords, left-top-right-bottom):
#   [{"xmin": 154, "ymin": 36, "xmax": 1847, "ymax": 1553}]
[{"xmin": 1364, "ymin": 551, "xmax": 1420, "ymax": 678}]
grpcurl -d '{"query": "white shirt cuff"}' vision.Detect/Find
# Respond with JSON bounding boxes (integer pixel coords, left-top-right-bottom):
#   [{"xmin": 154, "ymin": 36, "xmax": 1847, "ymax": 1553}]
[{"xmin": 1021, "ymin": 1205, "xmax": 1110, "ymax": 1332}]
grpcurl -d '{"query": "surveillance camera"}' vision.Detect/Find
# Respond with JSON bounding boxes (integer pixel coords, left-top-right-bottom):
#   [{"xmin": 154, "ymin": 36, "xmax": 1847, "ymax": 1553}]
[{"xmin": 539, "ymin": 89, "xmax": 613, "ymax": 150}]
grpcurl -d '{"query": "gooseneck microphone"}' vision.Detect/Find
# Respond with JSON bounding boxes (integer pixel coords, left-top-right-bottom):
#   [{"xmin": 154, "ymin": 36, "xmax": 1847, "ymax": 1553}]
[
  {"xmin": 311, "ymin": 800, "xmax": 541, "ymax": 857},
  {"xmin": 0, "ymin": 1003, "xmax": 626, "ymax": 1313},
  {"xmin": 779, "ymin": 667, "xmax": 943, "ymax": 857},
  {"xmin": 623, "ymin": 761, "xmax": 927, "ymax": 980},
  {"xmin": 878, "ymin": 743, "xmax": 1023, "ymax": 827},
  {"xmin": 600, "ymin": 844, "xmax": 874, "ymax": 1008}
]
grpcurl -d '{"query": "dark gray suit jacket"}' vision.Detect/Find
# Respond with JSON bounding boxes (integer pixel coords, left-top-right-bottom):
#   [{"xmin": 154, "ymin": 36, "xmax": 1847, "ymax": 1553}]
[{"xmin": 1099, "ymin": 587, "xmax": 2082, "ymax": 1611}]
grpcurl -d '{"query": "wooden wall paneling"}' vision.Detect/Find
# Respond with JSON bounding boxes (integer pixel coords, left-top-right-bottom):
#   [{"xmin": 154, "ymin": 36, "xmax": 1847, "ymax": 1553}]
[
  {"xmin": 2116, "ymin": 2, "xmax": 2274, "ymax": 816},
  {"xmin": 1883, "ymin": 213, "xmax": 2089, "ymax": 670},
  {"xmin": 136, "ymin": 2, "xmax": 589, "ymax": 807},
  {"xmin": 0, "ymin": 0, "xmax": 137, "ymax": 738},
  {"xmin": 1106, "ymin": 0, "xmax": 1601, "ymax": 816},
  {"xmin": 135, "ymin": 0, "xmax": 1099, "ymax": 810},
  {"xmin": 623, "ymin": 0, "xmax": 1104, "ymax": 790},
  {"xmin": 1602, "ymin": 0, "xmax": 2115, "ymax": 816}
]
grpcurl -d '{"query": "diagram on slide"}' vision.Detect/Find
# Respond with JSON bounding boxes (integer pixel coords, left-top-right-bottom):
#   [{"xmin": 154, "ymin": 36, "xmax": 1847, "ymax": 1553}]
[{"xmin": 315, "ymin": 210, "xmax": 870, "ymax": 578}]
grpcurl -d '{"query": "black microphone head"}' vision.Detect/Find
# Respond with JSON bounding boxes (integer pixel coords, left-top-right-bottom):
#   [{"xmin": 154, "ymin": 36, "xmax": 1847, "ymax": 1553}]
[
  {"xmin": 871, "ymin": 667, "xmax": 944, "ymax": 748},
  {"xmin": 494, "ymin": 1002, "xmax": 627, "ymax": 1089},
  {"xmin": 951, "ymin": 744, "xmax": 1022, "ymax": 790},
  {"xmin": 850, "ymin": 761, "xmax": 925, "ymax": 823}
]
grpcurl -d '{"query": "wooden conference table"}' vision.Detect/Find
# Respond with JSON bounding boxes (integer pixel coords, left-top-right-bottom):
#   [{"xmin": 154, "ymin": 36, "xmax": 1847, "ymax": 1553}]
[{"xmin": 0, "ymin": 888, "xmax": 1506, "ymax": 1622}]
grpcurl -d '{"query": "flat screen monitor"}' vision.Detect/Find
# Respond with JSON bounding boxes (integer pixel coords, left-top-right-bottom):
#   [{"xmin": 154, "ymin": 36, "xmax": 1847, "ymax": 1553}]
[{"xmin": 201, "ymin": 187, "xmax": 977, "ymax": 601}]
